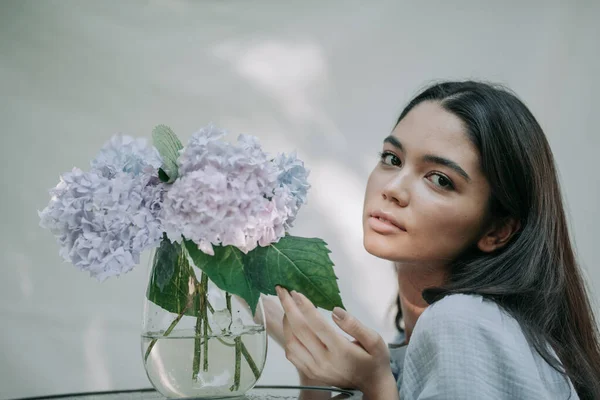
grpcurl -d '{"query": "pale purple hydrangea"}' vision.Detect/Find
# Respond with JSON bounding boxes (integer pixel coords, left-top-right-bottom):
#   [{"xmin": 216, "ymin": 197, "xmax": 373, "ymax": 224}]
[
  {"xmin": 41, "ymin": 127, "xmax": 312, "ymax": 270},
  {"xmin": 39, "ymin": 135, "xmax": 165, "ymax": 280},
  {"xmin": 161, "ymin": 125, "xmax": 308, "ymax": 255},
  {"xmin": 177, "ymin": 124, "xmax": 226, "ymax": 175},
  {"xmin": 91, "ymin": 134, "xmax": 162, "ymax": 178},
  {"xmin": 39, "ymin": 168, "xmax": 164, "ymax": 280}
]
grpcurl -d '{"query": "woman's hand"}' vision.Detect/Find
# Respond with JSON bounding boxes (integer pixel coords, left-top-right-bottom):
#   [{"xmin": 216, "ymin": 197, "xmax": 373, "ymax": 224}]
[
  {"xmin": 246, "ymin": 294, "xmax": 328, "ymax": 387},
  {"xmin": 276, "ymin": 286, "xmax": 399, "ymax": 400}
]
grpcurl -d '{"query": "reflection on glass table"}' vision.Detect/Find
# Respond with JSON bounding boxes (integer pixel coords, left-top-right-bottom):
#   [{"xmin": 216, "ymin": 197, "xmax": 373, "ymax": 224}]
[{"xmin": 13, "ymin": 386, "xmax": 362, "ymax": 400}]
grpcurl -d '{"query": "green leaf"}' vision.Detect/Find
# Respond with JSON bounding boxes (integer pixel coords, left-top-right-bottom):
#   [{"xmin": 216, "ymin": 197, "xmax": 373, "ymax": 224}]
[
  {"xmin": 181, "ymin": 236, "xmax": 344, "ymax": 314},
  {"xmin": 147, "ymin": 238, "xmax": 198, "ymax": 316},
  {"xmin": 158, "ymin": 168, "xmax": 170, "ymax": 183},
  {"xmin": 245, "ymin": 236, "xmax": 344, "ymax": 311},
  {"xmin": 152, "ymin": 125, "xmax": 183, "ymax": 183},
  {"xmin": 185, "ymin": 241, "xmax": 261, "ymax": 315}
]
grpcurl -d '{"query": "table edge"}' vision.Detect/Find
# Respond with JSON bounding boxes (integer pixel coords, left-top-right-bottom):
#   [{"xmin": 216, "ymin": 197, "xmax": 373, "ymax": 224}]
[{"xmin": 9, "ymin": 385, "xmax": 361, "ymax": 400}]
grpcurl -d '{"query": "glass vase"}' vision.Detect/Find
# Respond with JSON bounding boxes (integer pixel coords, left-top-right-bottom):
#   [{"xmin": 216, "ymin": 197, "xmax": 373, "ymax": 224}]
[{"xmin": 141, "ymin": 240, "xmax": 267, "ymax": 398}]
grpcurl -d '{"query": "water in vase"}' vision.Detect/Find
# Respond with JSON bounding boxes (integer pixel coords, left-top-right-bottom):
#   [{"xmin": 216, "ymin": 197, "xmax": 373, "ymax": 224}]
[{"xmin": 142, "ymin": 326, "xmax": 267, "ymax": 398}]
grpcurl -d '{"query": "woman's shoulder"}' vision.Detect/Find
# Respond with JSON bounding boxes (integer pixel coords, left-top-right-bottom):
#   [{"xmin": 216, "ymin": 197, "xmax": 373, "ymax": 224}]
[
  {"xmin": 416, "ymin": 292, "xmax": 519, "ymax": 335},
  {"xmin": 425, "ymin": 292, "xmax": 501, "ymax": 315},
  {"xmin": 411, "ymin": 293, "xmax": 537, "ymax": 365},
  {"xmin": 402, "ymin": 293, "xmax": 578, "ymax": 398}
]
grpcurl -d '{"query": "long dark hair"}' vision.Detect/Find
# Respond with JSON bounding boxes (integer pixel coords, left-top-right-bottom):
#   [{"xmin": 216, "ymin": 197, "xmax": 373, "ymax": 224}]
[{"xmin": 392, "ymin": 81, "xmax": 600, "ymax": 399}]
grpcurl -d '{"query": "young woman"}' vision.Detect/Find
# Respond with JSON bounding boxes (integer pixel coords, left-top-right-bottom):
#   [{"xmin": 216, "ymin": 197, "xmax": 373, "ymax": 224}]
[{"xmin": 264, "ymin": 81, "xmax": 600, "ymax": 399}]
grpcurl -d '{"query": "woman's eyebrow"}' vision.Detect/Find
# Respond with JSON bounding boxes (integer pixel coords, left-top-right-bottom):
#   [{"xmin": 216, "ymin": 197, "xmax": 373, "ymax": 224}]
[
  {"xmin": 383, "ymin": 135, "xmax": 403, "ymax": 151},
  {"xmin": 383, "ymin": 135, "xmax": 471, "ymax": 182},
  {"xmin": 422, "ymin": 155, "xmax": 471, "ymax": 182}
]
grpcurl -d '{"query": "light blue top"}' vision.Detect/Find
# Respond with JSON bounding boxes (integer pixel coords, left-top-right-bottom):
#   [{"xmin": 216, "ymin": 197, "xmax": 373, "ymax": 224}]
[{"xmin": 388, "ymin": 294, "xmax": 579, "ymax": 399}]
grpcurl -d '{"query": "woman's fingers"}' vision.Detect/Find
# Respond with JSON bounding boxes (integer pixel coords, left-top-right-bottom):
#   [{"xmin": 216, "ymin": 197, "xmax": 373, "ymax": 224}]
[
  {"xmin": 331, "ymin": 307, "xmax": 385, "ymax": 356},
  {"xmin": 276, "ymin": 287, "xmax": 392, "ymax": 392},
  {"xmin": 276, "ymin": 286, "xmax": 329, "ymax": 356},
  {"xmin": 282, "ymin": 314, "xmax": 315, "ymax": 374},
  {"xmin": 289, "ymin": 290, "xmax": 340, "ymax": 349}
]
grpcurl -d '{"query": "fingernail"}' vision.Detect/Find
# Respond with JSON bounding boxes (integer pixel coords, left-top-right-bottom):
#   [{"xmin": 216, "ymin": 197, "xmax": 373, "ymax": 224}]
[
  {"xmin": 332, "ymin": 307, "xmax": 347, "ymax": 321},
  {"xmin": 291, "ymin": 291, "xmax": 303, "ymax": 306},
  {"xmin": 275, "ymin": 286, "xmax": 282, "ymax": 296}
]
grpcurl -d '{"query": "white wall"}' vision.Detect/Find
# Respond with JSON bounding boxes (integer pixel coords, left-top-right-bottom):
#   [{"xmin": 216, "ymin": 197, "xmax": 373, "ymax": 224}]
[{"xmin": 1, "ymin": 1, "xmax": 599, "ymax": 398}]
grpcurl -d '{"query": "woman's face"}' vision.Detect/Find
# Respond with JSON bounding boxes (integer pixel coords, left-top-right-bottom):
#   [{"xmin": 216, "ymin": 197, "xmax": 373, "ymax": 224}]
[{"xmin": 363, "ymin": 101, "xmax": 492, "ymax": 265}]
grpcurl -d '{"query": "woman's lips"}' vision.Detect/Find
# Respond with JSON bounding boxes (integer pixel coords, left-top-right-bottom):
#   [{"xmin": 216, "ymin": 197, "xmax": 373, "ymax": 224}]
[
  {"xmin": 367, "ymin": 216, "xmax": 406, "ymax": 234},
  {"xmin": 369, "ymin": 211, "xmax": 406, "ymax": 230}
]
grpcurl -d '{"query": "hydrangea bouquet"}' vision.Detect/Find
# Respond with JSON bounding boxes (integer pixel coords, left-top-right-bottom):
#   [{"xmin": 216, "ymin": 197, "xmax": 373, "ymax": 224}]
[{"xmin": 39, "ymin": 125, "xmax": 343, "ymax": 396}]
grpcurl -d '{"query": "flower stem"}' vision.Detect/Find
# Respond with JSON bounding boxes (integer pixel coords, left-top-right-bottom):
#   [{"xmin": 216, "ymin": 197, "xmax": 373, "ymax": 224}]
[
  {"xmin": 206, "ymin": 299, "xmax": 215, "ymax": 313},
  {"xmin": 226, "ymin": 292, "xmax": 232, "ymax": 331},
  {"xmin": 144, "ymin": 299, "xmax": 193, "ymax": 363},
  {"xmin": 205, "ymin": 297, "xmax": 262, "ymax": 381},
  {"xmin": 191, "ymin": 286, "xmax": 203, "ymax": 381},
  {"xmin": 231, "ymin": 336, "xmax": 242, "ymax": 391},
  {"xmin": 178, "ymin": 287, "xmax": 262, "ymax": 390},
  {"xmin": 240, "ymin": 340, "xmax": 261, "ymax": 380},
  {"xmin": 201, "ymin": 273, "xmax": 209, "ymax": 372},
  {"xmin": 226, "ymin": 292, "xmax": 242, "ymax": 391}
]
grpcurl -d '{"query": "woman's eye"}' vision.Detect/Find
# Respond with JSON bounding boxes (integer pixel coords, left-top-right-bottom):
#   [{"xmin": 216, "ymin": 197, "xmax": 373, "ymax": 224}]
[
  {"xmin": 428, "ymin": 173, "xmax": 454, "ymax": 190},
  {"xmin": 379, "ymin": 151, "xmax": 402, "ymax": 167}
]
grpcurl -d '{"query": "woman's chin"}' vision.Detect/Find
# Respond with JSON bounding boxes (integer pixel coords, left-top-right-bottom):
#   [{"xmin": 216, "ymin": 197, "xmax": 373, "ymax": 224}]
[{"xmin": 363, "ymin": 236, "xmax": 402, "ymax": 260}]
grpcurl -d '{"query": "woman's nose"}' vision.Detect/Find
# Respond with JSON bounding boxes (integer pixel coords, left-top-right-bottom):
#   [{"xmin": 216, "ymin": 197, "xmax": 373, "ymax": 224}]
[{"xmin": 381, "ymin": 174, "xmax": 410, "ymax": 207}]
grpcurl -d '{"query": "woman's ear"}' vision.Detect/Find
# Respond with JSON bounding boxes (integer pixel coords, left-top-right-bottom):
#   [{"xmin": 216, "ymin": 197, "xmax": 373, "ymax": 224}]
[{"xmin": 477, "ymin": 217, "xmax": 521, "ymax": 253}]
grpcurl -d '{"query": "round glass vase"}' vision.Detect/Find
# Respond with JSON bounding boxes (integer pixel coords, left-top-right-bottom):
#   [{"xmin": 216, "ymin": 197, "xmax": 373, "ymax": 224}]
[{"xmin": 141, "ymin": 242, "xmax": 267, "ymax": 398}]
